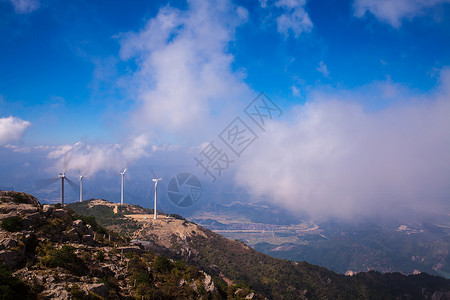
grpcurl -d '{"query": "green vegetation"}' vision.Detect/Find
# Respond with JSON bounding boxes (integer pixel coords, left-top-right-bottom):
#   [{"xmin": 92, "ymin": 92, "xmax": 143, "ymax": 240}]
[
  {"xmin": 153, "ymin": 255, "xmax": 173, "ymax": 273},
  {"xmin": 124, "ymin": 252, "xmax": 214, "ymax": 299},
  {"xmin": 38, "ymin": 242, "xmax": 87, "ymax": 275},
  {"xmin": 0, "ymin": 261, "xmax": 31, "ymax": 299},
  {"xmin": 66, "ymin": 198, "xmax": 450, "ymax": 299},
  {"xmin": 169, "ymin": 213, "xmax": 185, "ymax": 220},
  {"xmin": 1, "ymin": 216, "xmax": 23, "ymax": 232},
  {"xmin": 72, "ymin": 214, "xmax": 107, "ymax": 234},
  {"xmin": 68, "ymin": 201, "xmax": 139, "ymax": 232},
  {"xmin": 9, "ymin": 193, "xmax": 30, "ymax": 204}
]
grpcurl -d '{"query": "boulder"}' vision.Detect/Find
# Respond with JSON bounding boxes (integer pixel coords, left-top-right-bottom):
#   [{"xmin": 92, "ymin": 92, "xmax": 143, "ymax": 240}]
[
  {"xmin": 42, "ymin": 205, "xmax": 53, "ymax": 214},
  {"xmin": 85, "ymin": 283, "xmax": 109, "ymax": 298},
  {"xmin": 201, "ymin": 271, "xmax": 216, "ymax": 293},
  {"xmin": 72, "ymin": 219, "xmax": 83, "ymax": 228},
  {"xmin": 51, "ymin": 209, "xmax": 69, "ymax": 219}
]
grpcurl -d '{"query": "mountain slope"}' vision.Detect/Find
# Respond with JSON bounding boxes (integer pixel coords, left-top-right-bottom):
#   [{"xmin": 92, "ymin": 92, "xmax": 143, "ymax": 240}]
[
  {"xmin": 1, "ymin": 191, "xmax": 255, "ymax": 299},
  {"xmin": 68, "ymin": 199, "xmax": 450, "ymax": 300}
]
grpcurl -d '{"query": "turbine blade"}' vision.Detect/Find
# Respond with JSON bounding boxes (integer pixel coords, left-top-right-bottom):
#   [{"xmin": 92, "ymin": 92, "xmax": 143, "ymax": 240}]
[
  {"xmin": 64, "ymin": 152, "xmax": 73, "ymax": 173},
  {"xmin": 150, "ymin": 166, "xmax": 157, "ymax": 178},
  {"xmin": 65, "ymin": 177, "xmax": 79, "ymax": 193},
  {"xmin": 35, "ymin": 177, "xmax": 59, "ymax": 189}
]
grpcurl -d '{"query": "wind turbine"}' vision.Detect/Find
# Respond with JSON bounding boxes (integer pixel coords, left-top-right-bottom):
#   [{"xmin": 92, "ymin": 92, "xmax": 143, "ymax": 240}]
[
  {"xmin": 57, "ymin": 171, "xmax": 76, "ymax": 206},
  {"xmin": 120, "ymin": 169, "xmax": 127, "ymax": 205},
  {"xmin": 152, "ymin": 178, "xmax": 162, "ymax": 219},
  {"xmin": 36, "ymin": 154, "xmax": 76, "ymax": 205}
]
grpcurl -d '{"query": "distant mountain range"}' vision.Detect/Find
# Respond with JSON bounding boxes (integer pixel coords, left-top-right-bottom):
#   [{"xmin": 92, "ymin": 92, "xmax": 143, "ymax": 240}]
[{"xmin": 184, "ymin": 201, "xmax": 450, "ymax": 280}]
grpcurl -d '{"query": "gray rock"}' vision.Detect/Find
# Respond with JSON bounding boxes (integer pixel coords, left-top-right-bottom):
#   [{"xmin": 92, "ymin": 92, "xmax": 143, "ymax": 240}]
[
  {"xmin": 178, "ymin": 279, "xmax": 187, "ymax": 287},
  {"xmin": 1, "ymin": 238, "xmax": 18, "ymax": 249},
  {"xmin": 51, "ymin": 209, "xmax": 68, "ymax": 218},
  {"xmin": 201, "ymin": 271, "xmax": 216, "ymax": 293},
  {"xmin": 85, "ymin": 283, "xmax": 109, "ymax": 298},
  {"xmin": 66, "ymin": 228, "xmax": 79, "ymax": 241},
  {"xmin": 73, "ymin": 219, "xmax": 83, "ymax": 228},
  {"xmin": 42, "ymin": 205, "xmax": 53, "ymax": 214}
]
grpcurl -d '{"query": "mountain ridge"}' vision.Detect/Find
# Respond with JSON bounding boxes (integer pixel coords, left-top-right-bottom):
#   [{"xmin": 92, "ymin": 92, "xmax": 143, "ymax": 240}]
[{"xmin": 1, "ymin": 191, "xmax": 449, "ymax": 299}]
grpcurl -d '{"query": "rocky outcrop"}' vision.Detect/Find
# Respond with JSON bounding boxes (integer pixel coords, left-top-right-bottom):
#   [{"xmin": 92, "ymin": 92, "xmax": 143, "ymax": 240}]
[{"xmin": 0, "ymin": 191, "xmax": 226, "ymax": 299}]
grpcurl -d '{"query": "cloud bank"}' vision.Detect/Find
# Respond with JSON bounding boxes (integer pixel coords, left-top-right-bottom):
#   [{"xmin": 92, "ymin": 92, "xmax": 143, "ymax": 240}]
[
  {"xmin": 354, "ymin": 0, "xmax": 450, "ymax": 27},
  {"xmin": 119, "ymin": 0, "xmax": 252, "ymax": 142},
  {"xmin": 235, "ymin": 69, "xmax": 450, "ymax": 219},
  {"xmin": 47, "ymin": 134, "xmax": 151, "ymax": 176},
  {"xmin": 0, "ymin": 116, "xmax": 31, "ymax": 145}
]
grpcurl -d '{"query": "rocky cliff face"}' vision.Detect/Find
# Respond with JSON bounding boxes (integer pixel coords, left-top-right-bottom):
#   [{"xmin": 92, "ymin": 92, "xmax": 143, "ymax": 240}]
[{"xmin": 0, "ymin": 191, "xmax": 253, "ymax": 299}]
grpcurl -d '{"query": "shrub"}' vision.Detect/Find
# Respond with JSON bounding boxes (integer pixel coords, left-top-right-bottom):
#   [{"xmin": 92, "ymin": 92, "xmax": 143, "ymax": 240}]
[
  {"xmin": 135, "ymin": 270, "xmax": 153, "ymax": 284},
  {"xmin": 11, "ymin": 193, "xmax": 29, "ymax": 204},
  {"xmin": 40, "ymin": 245, "xmax": 86, "ymax": 275},
  {"xmin": 1, "ymin": 216, "xmax": 23, "ymax": 232},
  {"xmin": 73, "ymin": 214, "xmax": 107, "ymax": 235},
  {"xmin": 169, "ymin": 213, "xmax": 185, "ymax": 220},
  {"xmin": 153, "ymin": 255, "xmax": 173, "ymax": 273},
  {"xmin": 69, "ymin": 284, "xmax": 85, "ymax": 299}
]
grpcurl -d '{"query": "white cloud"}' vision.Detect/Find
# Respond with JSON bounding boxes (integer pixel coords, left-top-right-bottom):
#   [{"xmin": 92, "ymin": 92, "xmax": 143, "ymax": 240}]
[
  {"xmin": 118, "ymin": 0, "xmax": 252, "ymax": 142},
  {"xmin": 0, "ymin": 116, "xmax": 31, "ymax": 145},
  {"xmin": 8, "ymin": 0, "xmax": 40, "ymax": 14},
  {"xmin": 272, "ymin": 0, "xmax": 312, "ymax": 38},
  {"xmin": 316, "ymin": 61, "xmax": 329, "ymax": 77},
  {"xmin": 47, "ymin": 135, "xmax": 151, "ymax": 176},
  {"xmin": 353, "ymin": 0, "xmax": 450, "ymax": 27},
  {"xmin": 235, "ymin": 68, "xmax": 450, "ymax": 219}
]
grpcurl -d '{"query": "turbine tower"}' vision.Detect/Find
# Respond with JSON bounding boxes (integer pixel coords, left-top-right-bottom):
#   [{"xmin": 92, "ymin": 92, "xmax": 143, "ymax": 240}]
[
  {"xmin": 79, "ymin": 175, "xmax": 85, "ymax": 202},
  {"xmin": 153, "ymin": 178, "xmax": 162, "ymax": 220},
  {"xmin": 59, "ymin": 172, "xmax": 65, "ymax": 206},
  {"xmin": 120, "ymin": 169, "xmax": 127, "ymax": 205}
]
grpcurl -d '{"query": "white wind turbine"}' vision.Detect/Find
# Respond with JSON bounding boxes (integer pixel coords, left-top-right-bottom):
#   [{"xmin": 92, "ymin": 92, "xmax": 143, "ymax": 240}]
[
  {"xmin": 56, "ymin": 171, "xmax": 76, "ymax": 206},
  {"xmin": 152, "ymin": 178, "xmax": 162, "ymax": 220},
  {"xmin": 36, "ymin": 154, "xmax": 76, "ymax": 206},
  {"xmin": 120, "ymin": 168, "xmax": 127, "ymax": 205}
]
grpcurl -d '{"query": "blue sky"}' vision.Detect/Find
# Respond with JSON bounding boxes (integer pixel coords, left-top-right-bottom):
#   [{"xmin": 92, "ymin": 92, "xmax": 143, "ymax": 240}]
[{"xmin": 1, "ymin": 0, "xmax": 450, "ymax": 217}]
